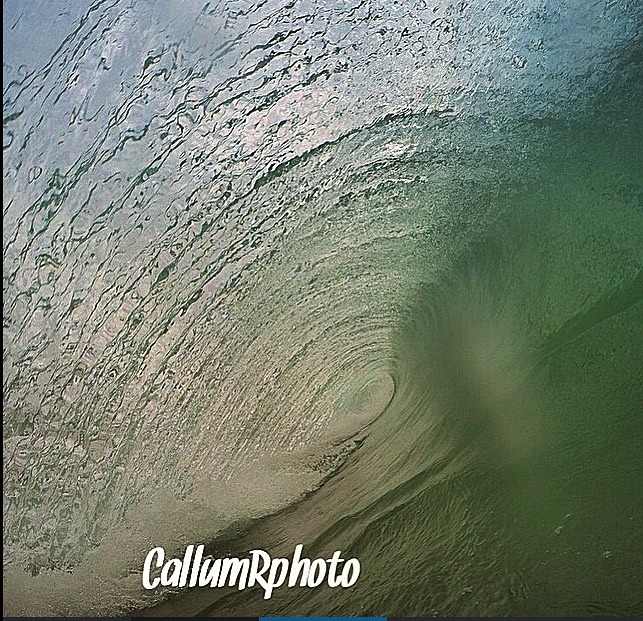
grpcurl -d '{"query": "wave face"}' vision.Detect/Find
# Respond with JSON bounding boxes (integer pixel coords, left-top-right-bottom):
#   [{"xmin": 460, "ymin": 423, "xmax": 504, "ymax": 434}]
[{"xmin": 3, "ymin": 0, "xmax": 642, "ymax": 616}]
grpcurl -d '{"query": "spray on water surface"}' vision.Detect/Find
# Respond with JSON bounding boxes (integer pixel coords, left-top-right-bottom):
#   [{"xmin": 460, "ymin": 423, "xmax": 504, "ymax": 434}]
[{"xmin": 3, "ymin": 0, "xmax": 642, "ymax": 616}]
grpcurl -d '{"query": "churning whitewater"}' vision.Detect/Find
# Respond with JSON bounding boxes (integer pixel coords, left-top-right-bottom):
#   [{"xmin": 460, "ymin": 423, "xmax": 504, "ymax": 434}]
[{"xmin": 3, "ymin": 0, "xmax": 642, "ymax": 617}]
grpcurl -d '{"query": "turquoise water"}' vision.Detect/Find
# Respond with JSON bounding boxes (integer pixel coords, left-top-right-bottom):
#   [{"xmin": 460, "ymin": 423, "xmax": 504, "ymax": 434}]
[{"xmin": 3, "ymin": 0, "xmax": 642, "ymax": 616}]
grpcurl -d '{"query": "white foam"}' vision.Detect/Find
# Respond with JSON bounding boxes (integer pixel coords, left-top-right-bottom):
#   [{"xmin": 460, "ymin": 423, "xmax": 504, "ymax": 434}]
[{"xmin": 2, "ymin": 440, "xmax": 359, "ymax": 617}]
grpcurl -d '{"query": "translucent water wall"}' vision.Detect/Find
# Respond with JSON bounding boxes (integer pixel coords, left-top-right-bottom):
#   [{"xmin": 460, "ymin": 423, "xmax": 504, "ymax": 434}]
[{"xmin": 3, "ymin": 0, "xmax": 642, "ymax": 615}]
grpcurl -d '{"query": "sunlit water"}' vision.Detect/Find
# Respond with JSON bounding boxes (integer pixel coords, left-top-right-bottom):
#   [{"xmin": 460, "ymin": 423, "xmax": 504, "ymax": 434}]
[{"xmin": 3, "ymin": 0, "xmax": 642, "ymax": 616}]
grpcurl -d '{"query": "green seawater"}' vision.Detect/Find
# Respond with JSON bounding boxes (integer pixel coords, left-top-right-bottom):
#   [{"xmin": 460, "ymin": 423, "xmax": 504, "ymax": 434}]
[{"xmin": 144, "ymin": 106, "xmax": 643, "ymax": 618}]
